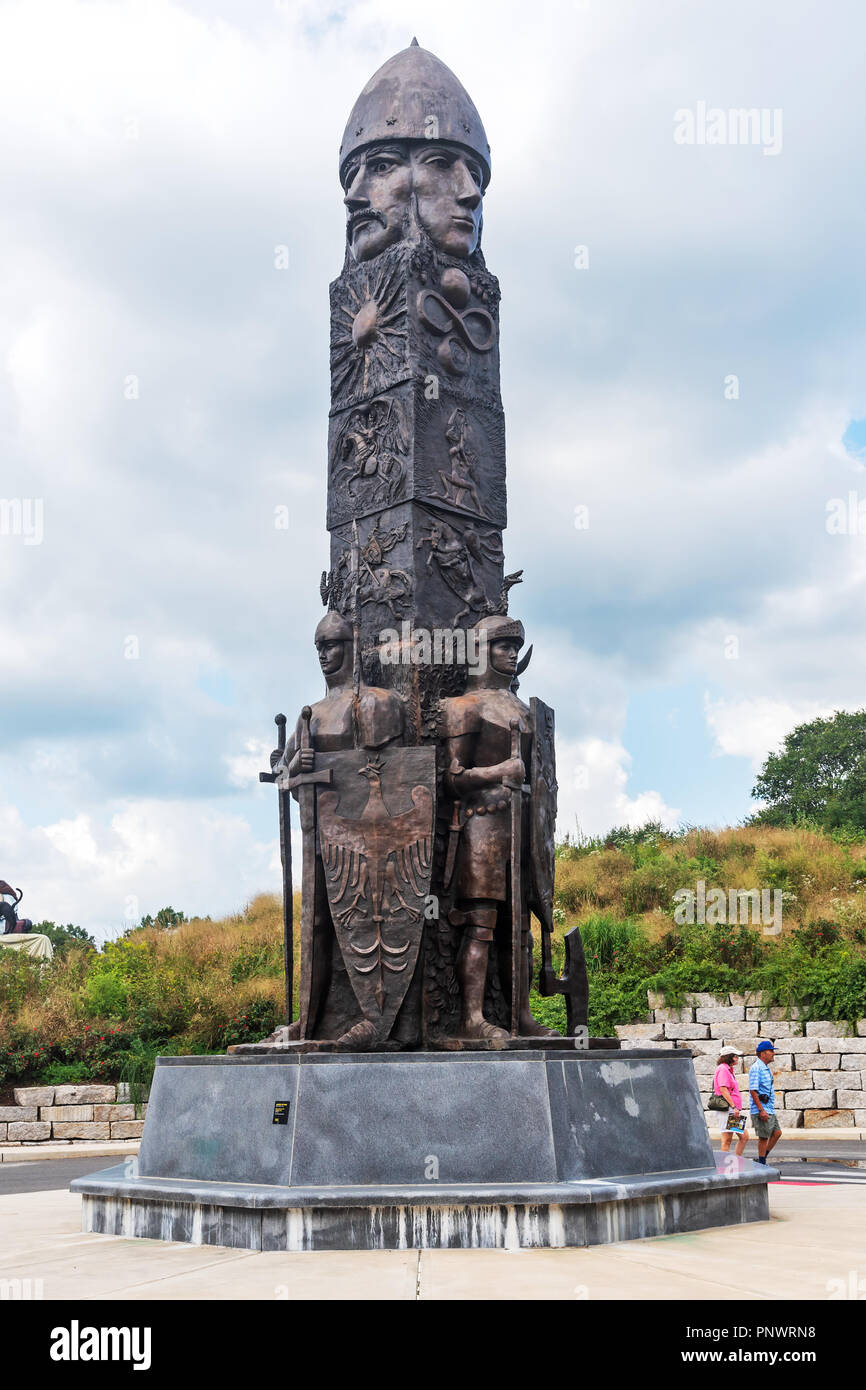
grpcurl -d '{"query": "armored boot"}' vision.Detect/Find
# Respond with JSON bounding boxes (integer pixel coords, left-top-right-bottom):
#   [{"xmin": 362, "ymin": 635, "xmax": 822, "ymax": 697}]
[
  {"xmin": 457, "ymin": 906, "xmax": 507, "ymax": 1041},
  {"xmin": 335, "ymin": 1018, "xmax": 379, "ymax": 1050}
]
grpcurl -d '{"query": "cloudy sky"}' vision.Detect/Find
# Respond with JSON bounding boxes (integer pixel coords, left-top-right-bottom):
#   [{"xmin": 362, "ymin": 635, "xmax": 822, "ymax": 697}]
[{"xmin": 2, "ymin": 0, "xmax": 865, "ymax": 937}]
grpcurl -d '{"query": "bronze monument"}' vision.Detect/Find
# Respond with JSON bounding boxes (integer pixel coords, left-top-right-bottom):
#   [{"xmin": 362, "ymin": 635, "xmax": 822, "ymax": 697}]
[
  {"xmin": 74, "ymin": 40, "xmax": 774, "ymax": 1253},
  {"xmin": 261, "ymin": 39, "xmax": 586, "ymax": 1051}
]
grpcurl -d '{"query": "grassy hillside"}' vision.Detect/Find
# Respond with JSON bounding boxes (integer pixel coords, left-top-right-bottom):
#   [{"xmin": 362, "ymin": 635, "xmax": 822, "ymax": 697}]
[
  {"xmin": 0, "ymin": 894, "xmax": 294, "ymax": 1097},
  {"xmin": 539, "ymin": 823, "xmax": 866, "ymax": 1034},
  {"xmin": 3, "ymin": 823, "xmax": 866, "ymax": 1094},
  {"xmin": 554, "ymin": 823, "xmax": 866, "ymax": 929}
]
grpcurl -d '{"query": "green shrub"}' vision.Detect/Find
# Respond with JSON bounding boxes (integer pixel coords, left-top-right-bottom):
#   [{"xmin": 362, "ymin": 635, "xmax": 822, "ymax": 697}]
[
  {"xmin": 229, "ymin": 942, "xmax": 284, "ymax": 984},
  {"xmin": 528, "ymin": 991, "xmax": 566, "ymax": 1032},
  {"xmin": 0, "ymin": 953, "xmax": 44, "ymax": 1010},
  {"xmin": 37, "ymin": 923, "xmax": 97, "ymax": 957},
  {"xmin": 587, "ymin": 974, "xmax": 656, "ymax": 1037},
  {"xmin": 82, "ymin": 969, "xmax": 129, "ymax": 1018},
  {"xmin": 40, "ymin": 1060, "xmax": 94, "ymax": 1085},
  {"xmin": 581, "ymin": 915, "xmax": 645, "ymax": 970},
  {"xmin": 211, "ymin": 1001, "xmax": 280, "ymax": 1050}
]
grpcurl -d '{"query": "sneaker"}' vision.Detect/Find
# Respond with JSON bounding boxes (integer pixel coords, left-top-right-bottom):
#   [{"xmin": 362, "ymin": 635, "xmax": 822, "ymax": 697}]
[{"xmin": 756, "ymin": 1156, "xmax": 767, "ymax": 1165}]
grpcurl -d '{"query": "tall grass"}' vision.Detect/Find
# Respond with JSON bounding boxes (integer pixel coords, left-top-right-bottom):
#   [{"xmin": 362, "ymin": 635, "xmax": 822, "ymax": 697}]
[{"xmin": 3, "ymin": 824, "xmax": 866, "ymax": 1083}]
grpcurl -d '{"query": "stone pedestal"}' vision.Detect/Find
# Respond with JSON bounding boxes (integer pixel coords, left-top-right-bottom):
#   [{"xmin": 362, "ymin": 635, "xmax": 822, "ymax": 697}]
[{"xmin": 71, "ymin": 1049, "xmax": 773, "ymax": 1251}]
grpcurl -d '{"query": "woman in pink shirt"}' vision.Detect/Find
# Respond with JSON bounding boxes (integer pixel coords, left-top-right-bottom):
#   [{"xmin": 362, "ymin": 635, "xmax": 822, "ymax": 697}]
[{"xmin": 714, "ymin": 1047, "xmax": 748, "ymax": 1157}]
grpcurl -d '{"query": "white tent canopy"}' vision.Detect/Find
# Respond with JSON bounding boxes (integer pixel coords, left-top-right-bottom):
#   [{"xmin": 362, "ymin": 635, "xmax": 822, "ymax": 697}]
[{"xmin": 0, "ymin": 933, "xmax": 53, "ymax": 962}]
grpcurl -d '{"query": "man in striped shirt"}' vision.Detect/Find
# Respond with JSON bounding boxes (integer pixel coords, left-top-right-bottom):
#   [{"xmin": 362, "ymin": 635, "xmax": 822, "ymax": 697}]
[{"xmin": 749, "ymin": 1040, "xmax": 782, "ymax": 1164}]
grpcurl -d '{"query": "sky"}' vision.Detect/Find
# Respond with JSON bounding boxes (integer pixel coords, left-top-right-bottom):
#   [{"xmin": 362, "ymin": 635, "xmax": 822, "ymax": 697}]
[{"xmin": 1, "ymin": 0, "xmax": 865, "ymax": 939}]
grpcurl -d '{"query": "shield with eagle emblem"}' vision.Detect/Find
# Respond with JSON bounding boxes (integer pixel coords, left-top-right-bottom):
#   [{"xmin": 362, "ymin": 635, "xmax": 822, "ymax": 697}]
[{"xmin": 315, "ymin": 745, "xmax": 435, "ymax": 1036}]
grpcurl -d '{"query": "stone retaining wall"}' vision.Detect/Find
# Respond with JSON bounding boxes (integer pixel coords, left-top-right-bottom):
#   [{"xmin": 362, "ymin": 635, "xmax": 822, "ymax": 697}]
[
  {"xmin": 0, "ymin": 1084, "xmax": 147, "ymax": 1145},
  {"xmin": 615, "ymin": 993, "xmax": 866, "ymax": 1128}
]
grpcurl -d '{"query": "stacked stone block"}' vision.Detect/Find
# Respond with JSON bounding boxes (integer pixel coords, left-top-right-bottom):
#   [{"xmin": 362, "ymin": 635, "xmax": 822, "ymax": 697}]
[
  {"xmin": 614, "ymin": 994, "xmax": 866, "ymax": 1128},
  {"xmin": 0, "ymin": 1084, "xmax": 147, "ymax": 1145}
]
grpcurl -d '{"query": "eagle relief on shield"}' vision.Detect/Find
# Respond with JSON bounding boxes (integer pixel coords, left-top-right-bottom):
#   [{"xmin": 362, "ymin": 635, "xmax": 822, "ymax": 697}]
[{"xmin": 316, "ymin": 746, "xmax": 435, "ymax": 1037}]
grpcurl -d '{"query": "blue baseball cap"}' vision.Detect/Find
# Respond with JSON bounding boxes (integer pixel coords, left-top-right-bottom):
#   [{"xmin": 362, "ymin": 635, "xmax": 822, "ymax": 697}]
[{"xmin": 756, "ymin": 1040, "xmax": 775, "ymax": 1053}]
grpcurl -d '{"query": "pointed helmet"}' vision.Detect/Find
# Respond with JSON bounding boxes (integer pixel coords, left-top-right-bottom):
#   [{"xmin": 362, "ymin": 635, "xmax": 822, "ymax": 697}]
[
  {"xmin": 339, "ymin": 39, "xmax": 491, "ymax": 190},
  {"xmin": 470, "ymin": 614, "xmax": 525, "ymax": 650},
  {"xmin": 315, "ymin": 610, "xmax": 353, "ymax": 646}
]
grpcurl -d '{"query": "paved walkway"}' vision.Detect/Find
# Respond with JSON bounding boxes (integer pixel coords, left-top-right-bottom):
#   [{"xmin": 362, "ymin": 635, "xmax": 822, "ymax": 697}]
[
  {"xmin": 0, "ymin": 1156, "xmax": 122, "ymax": 1194},
  {"xmin": 1, "ymin": 1182, "xmax": 863, "ymax": 1299},
  {"xmin": 773, "ymin": 1161, "xmax": 866, "ymax": 1184},
  {"xmin": 0, "ymin": 1141, "xmax": 139, "ymax": 1164},
  {"xmin": 2, "ymin": 1130, "xmax": 861, "ymax": 1167},
  {"xmin": 711, "ymin": 1136, "xmax": 866, "ymax": 1159}
]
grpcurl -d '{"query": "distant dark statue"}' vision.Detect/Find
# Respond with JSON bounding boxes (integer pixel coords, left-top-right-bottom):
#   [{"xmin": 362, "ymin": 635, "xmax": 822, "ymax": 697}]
[{"xmin": 0, "ymin": 882, "xmax": 31, "ymax": 934}]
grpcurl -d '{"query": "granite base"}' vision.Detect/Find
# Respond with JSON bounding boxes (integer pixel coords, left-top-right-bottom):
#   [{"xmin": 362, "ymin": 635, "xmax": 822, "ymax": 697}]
[{"xmin": 71, "ymin": 1050, "xmax": 773, "ymax": 1251}]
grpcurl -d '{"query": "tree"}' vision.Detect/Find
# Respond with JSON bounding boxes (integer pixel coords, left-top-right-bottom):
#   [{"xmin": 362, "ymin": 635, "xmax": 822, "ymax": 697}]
[
  {"xmin": 752, "ymin": 710, "xmax": 866, "ymax": 829},
  {"xmin": 139, "ymin": 907, "xmax": 186, "ymax": 931},
  {"xmin": 36, "ymin": 922, "xmax": 97, "ymax": 957}
]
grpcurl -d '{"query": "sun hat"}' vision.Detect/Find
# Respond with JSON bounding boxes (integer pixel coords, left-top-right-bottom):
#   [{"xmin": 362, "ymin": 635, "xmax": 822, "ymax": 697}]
[{"xmin": 718, "ymin": 1046, "xmax": 741, "ymax": 1059}]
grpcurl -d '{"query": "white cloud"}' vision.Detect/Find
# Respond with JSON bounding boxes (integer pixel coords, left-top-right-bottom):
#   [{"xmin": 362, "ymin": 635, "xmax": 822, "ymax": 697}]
[
  {"xmin": 2, "ymin": 0, "xmax": 866, "ymax": 928},
  {"xmin": 556, "ymin": 737, "xmax": 681, "ymax": 839},
  {"xmin": 1, "ymin": 798, "xmax": 279, "ymax": 941},
  {"xmin": 224, "ymin": 738, "xmax": 272, "ymax": 789},
  {"xmin": 703, "ymin": 694, "xmax": 832, "ymax": 770}
]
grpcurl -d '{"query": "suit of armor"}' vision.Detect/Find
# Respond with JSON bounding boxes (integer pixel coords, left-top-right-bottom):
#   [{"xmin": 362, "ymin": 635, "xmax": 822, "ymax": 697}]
[
  {"xmin": 275, "ymin": 612, "xmax": 405, "ymax": 1047},
  {"xmin": 441, "ymin": 616, "xmax": 557, "ymax": 1041}
]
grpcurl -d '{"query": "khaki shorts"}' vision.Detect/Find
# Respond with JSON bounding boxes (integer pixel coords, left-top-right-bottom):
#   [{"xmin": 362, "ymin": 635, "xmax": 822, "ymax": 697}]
[{"xmin": 751, "ymin": 1112, "xmax": 781, "ymax": 1139}]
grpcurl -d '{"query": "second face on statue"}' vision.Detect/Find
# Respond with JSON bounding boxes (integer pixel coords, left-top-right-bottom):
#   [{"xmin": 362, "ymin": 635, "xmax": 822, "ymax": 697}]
[{"xmin": 342, "ymin": 139, "xmax": 484, "ymax": 262}]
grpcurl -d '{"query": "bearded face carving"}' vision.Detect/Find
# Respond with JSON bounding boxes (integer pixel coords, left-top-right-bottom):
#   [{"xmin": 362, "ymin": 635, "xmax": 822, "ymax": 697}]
[{"xmin": 339, "ymin": 41, "xmax": 491, "ymax": 263}]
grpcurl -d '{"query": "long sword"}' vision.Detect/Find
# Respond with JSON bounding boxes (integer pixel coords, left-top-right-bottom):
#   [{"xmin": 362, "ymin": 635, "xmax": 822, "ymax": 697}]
[
  {"xmin": 275, "ymin": 715, "xmax": 293, "ymax": 1026},
  {"xmin": 351, "ymin": 520, "xmax": 362, "ymax": 749},
  {"xmin": 259, "ymin": 714, "xmax": 292, "ymax": 1026},
  {"xmin": 507, "ymin": 718, "xmax": 523, "ymax": 1037},
  {"xmin": 287, "ymin": 706, "xmax": 332, "ymax": 1038}
]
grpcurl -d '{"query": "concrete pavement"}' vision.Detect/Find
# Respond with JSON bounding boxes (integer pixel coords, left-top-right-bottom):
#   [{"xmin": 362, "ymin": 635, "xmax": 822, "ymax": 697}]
[
  {"xmin": 710, "ymin": 1135, "xmax": 866, "ymax": 1163},
  {"xmin": 0, "ymin": 1141, "xmax": 139, "ymax": 1163},
  {"xmin": 0, "ymin": 1182, "xmax": 863, "ymax": 1300},
  {"xmin": 1, "ymin": 1127, "xmax": 860, "ymax": 1166},
  {"xmin": 0, "ymin": 1156, "xmax": 127, "ymax": 1194}
]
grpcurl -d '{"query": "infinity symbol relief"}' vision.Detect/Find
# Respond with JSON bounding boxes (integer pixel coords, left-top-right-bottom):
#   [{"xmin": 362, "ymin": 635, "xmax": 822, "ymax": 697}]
[{"xmin": 416, "ymin": 271, "xmax": 495, "ymax": 376}]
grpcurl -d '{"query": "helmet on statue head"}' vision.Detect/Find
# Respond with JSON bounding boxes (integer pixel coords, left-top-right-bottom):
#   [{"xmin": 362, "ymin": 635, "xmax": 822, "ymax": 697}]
[
  {"xmin": 339, "ymin": 39, "xmax": 492, "ymax": 191},
  {"xmin": 315, "ymin": 611, "xmax": 353, "ymax": 647},
  {"xmin": 470, "ymin": 613, "xmax": 525, "ymax": 650}
]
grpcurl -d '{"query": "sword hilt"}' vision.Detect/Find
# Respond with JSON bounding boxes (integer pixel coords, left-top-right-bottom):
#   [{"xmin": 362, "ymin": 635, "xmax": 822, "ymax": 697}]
[
  {"xmin": 260, "ymin": 712, "xmax": 288, "ymax": 783},
  {"xmin": 503, "ymin": 718, "xmax": 524, "ymax": 791}
]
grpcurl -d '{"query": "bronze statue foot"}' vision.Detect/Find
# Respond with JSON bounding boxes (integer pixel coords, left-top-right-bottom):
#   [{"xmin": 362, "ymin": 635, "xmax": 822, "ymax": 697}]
[
  {"xmin": 459, "ymin": 1017, "xmax": 508, "ymax": 1042},
  {"xmin": 518, "ymin": 1015, "xmax": 560, "ymax": 1039},
  {"xmin": 259, "ymin": 1021, "xmax": 301, "ymax": 1045},
  {"xmin": 335, "ymin": 1019, "xmax": 379, "ymax": 1051}
]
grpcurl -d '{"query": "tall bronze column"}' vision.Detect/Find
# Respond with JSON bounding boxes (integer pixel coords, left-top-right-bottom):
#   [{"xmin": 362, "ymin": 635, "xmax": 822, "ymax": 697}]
[{"xmin": 263, "ymin": 41, "xmax": 584, "ymax": 1048}]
